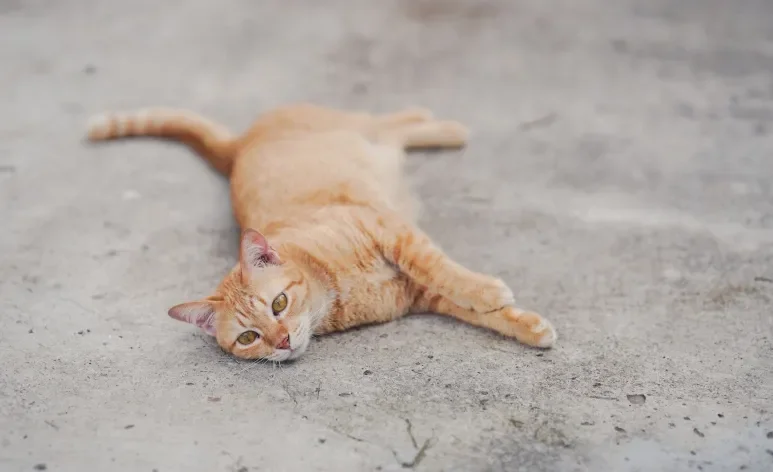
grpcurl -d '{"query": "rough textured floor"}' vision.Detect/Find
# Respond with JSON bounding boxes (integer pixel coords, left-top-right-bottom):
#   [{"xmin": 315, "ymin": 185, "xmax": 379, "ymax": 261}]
[{"xmin": 2, "ymin": 1, "xmax": 772, "ymax": 471}]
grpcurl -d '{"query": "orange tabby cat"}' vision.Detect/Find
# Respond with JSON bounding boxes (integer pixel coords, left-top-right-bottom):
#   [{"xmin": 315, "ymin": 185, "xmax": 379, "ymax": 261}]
[{"xmin": 86, "ymin": 104, "xmax": 556, "ymax": 361}]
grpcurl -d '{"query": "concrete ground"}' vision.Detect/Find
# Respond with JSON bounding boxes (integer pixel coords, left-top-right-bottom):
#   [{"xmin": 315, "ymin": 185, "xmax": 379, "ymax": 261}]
[{"xmin": 2, "ymin": 0, "xmax": 772, "ymax": 471}]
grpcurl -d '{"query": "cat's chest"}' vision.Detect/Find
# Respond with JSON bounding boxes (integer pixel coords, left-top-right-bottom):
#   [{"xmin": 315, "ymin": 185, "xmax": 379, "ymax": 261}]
[{"xmin": 337, "ymin": 261, "xmax": 399, "ymax": 303}]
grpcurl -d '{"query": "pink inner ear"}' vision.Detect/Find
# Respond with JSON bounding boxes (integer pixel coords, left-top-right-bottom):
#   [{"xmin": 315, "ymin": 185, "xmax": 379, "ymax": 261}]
[
  {"xmin": 240, "ymin": 228, "xmax": 281, "ymax": 275},
  {"xmin": 168, "ymin": 301, "xmax": 217, "ymax": 336}
]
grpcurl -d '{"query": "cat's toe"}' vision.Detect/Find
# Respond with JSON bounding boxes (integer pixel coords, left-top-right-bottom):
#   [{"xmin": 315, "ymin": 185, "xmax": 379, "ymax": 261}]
[
  {"xmin": 503, "ymin": 310, "xmax": 557, "ymax": 348},
  {"xmin": 532, "ymin": 317, "xmax": 557, "ymax": 348}
]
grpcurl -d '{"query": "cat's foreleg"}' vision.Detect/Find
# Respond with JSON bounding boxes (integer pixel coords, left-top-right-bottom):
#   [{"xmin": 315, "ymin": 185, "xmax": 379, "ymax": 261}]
[
  {"xmin": 371, "ymin": 214, "xmax": 515, "ymax": 313},
  {"xmin": 411, "ymin": 289, "xmax": 557, "ymax": 348}
]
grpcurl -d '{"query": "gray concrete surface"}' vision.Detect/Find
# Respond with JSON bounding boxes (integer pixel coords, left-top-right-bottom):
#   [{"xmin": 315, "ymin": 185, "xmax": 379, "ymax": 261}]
[{"xmin": 2, "ymin": 0, "xmax": 772, "ymax": 471}]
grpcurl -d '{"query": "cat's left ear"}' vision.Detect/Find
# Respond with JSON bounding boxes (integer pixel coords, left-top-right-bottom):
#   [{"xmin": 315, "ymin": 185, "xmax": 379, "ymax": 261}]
[
  {"xmin": 168, "ymin": 298, "xmax": 222, "ymax": 336},
  {"xmin": 240, "ymin": 228, "xmax": 281, "ymax": 283}
]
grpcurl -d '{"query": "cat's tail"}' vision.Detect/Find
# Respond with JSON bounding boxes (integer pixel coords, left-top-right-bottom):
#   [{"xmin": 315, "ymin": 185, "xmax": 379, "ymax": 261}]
[{"xmin": 86, "ymin": 108, "xmax": 238, "ymax": 175}]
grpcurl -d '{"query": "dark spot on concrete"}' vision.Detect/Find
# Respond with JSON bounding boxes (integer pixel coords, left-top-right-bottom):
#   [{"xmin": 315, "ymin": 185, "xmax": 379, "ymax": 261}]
[
  {"xmin": 593, "ymin": 382, "xmax": 602, "ymax": 387},
  {"xmin": 351, "ymin": 82, "xmax": 369, "ymax": 95},
  {"xmin": 627, "ymin": 394, "xmax": 646, "ymax": 405},
  {"xmin": 509, "ymin": 419, "xmax": 524, "ymax": 428},
  {"xmin": 124, "ymin": 424, "xmax": 134, "ymax": 430},
  {"xmin": 33, "ymin": 464, "xmax": 46, "ymax": 471},
  {"xmin": 402, "ymin": 0, "xmax": 499, "ymax": 24},
  {"xmin": 767, "ymin": 431, "xmax": 773, "ymax": 439},
  {"xmin": 28, "ymin": 329, "xmax": 33, "ymax": 334},
  {"xmin": 669, "ymin": 423, "xmax": 676, "ymax": 428},
  {"xmin": 708, "ymin": 284, "xmax": 768, "ymax": 308},
  {"xmin": 675, "ymin": 102, "xmax": 695, "ymax": 119},
  {"xmin": 0, "ymin": 165, "xmax": 16, "ymax": 173},
  {"xmin": 236, "ymin": 467, "xmax": 248, "ymax": 472},
  {"xmin": 718, "ymin": 413, "xmax": 724, "ymax": 418},
  {"xmin": 519, "ymin": 113, "xmax": 557, "ymax": 131},
  {"xmin": 363, "ymin": 370, "xmax": 372, "ymax": 375},
  {"xmin": 614, "ymin": 426, "xmax": 626, "ymax": 433},
  {"xmin": 379, "ymin": 333, "xmax": 388, "ymax": 338},
  {"xmin": 766, "ymin": 449, "xmax": 773, "ymax": 457},
  {"xmin": 318, "ymin": 438, "xmax": 326, "ymax": 444},
  {"xmin": 693, "ymin": 427, "xmax": 705, "ymax": 438},
  {"xmin": 691, "ymin": 450, "xmax": 696, "ymax": 455},
  {"xmin": 755, "ymin": 277, "xmax": 773, "ymax": 283},
  {"xmin": 684, "ymin": 416, "xmax": 691, "ymax": 421},
  {"xmin": 84, "ymin": 65, "xmax": 96, "ymax": 75},
  {"xmin": 581, "ymin": 421, "xmax": 595, "ymax": 426},
  {"xmin": 339, "ymin": 392, "xmax": 352, "ymax": 397},
  {"xmin": 611, "ymin": 39, "xmax": 629, "ymax": 53},
  {"xmin": 207, "ymin": 397, "xmax": 221, "ymax": 402}
]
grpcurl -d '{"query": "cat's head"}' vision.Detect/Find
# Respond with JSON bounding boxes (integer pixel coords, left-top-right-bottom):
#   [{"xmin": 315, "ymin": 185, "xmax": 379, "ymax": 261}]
[{"xmin": 167, "ymin": 229, "xmax": 318, "ymax": 361}]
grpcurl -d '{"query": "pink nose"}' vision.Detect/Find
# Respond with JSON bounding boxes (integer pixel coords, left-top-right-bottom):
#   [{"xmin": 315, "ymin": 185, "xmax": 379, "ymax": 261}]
[{"xmin": 276, "ymin": 335, "xmax": 291, "ymax": 350}]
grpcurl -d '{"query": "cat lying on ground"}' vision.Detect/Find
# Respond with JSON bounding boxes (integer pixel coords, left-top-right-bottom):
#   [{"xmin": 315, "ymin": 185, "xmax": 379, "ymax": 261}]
[{"xmin": 86, "ymin": 104, "xmax": 556, "ymax": 361}]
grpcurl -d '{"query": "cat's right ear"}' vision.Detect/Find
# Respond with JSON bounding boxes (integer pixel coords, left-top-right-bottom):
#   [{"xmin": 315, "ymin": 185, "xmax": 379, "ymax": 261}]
[
  {"xmin": 239, "ymin": 228, "xmax": 281, "ymax": 283},
  {"xmin": 168, "ymin": 299, "xmax": 221, "ymax": 336}
]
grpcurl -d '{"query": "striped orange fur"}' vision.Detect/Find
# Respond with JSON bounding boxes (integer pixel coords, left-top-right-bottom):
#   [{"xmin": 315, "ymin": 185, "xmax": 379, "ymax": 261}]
[{"xmin": 86, "ymin": 103, "xmax": 556, "ymax": 361}]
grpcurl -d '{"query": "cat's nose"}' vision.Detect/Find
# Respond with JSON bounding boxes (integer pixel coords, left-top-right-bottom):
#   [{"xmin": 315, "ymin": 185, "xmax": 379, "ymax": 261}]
[{"xmin": 276, "ymin": 335, "xmax": 291, "ymax": 350}]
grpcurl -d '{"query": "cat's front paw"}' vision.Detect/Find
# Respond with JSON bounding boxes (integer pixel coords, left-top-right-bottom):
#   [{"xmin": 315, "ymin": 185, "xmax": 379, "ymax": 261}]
[
  {"xmin": 503, "ymin": 309, "xmax": 557, "ymax": 348},
  {"xmin": 464, "ymin": 277, "xmax": 515, "ymax": 313}
]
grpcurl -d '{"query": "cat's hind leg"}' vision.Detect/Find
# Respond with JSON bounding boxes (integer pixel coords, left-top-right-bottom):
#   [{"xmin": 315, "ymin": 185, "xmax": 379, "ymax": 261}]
[
  {"xmin": 374, "ymin": 120, "xmax": 469, "ymax": 150},
  {"xmin": 412, "ymin": 289, "xmax": 557, "ymax": 348}
]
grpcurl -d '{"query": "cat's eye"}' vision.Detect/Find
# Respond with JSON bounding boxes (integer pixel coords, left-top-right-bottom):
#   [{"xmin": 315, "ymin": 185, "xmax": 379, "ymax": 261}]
[
  {"xmin": 271, "ymin": 293, "xmax": 288, "ymax": 315},
  {"xmin": 236, "ymin": 331, "xmax": 259, "ymax": 345}
]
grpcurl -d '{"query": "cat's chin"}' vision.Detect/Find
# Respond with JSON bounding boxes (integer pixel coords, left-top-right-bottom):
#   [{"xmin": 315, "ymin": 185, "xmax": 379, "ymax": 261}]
[{"xmin": 287, "ymin": 339, "xmax": 311, "ymax": 360}]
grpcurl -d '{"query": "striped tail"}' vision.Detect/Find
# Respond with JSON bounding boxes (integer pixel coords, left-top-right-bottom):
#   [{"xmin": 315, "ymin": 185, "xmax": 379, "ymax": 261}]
[{"xmin": 86, "ymin": 108, "xmax": 239, "ymax": 175}]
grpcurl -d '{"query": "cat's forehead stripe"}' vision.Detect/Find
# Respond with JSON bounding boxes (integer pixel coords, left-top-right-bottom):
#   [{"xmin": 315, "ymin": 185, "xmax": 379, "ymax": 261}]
[
  {"xmin": 284, "ymin": 278, "xmax": 303, "ymax": 292},
  {"xmin": 234, "ymin": 313, "xmax": 248, "ymax": 328}
]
